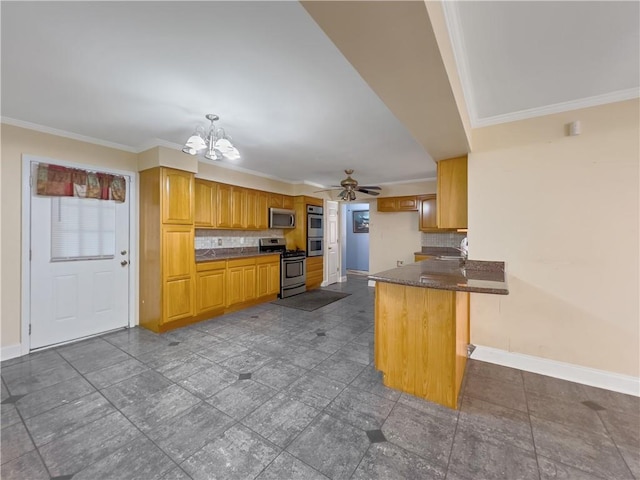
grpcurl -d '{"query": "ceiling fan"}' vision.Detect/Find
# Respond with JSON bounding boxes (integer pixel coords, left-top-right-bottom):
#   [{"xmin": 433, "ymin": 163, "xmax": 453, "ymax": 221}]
[{"xmin": 316, "ymin": 169, "xmax": 382, "ymax": 201}]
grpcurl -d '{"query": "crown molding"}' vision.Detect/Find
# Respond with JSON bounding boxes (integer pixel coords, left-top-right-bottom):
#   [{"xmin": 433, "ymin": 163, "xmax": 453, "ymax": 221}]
[
  {"xmin": 472, "ymin": 88, "xmax": 640, "ymax": 128},
  {"xmin": 1, "ymin": 117, "xmax": 139, "ymax": 153},
  {"xmin": 378, "ymin": 176, "xmax": 436, "ymax": 186},
  {"xmin": 442, "ymin": 1, "xmax": 479, "ymax": 131}
]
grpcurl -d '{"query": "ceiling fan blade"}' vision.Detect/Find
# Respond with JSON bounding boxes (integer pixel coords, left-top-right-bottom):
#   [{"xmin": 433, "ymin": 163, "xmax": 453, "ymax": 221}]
[
  {"xmin": 357, "ymin": 186, "xmax": 381, "ymax": 190},
  {"xmin": 357, "ymin": 188, "xmax": 380, "ymax": 196},
  {"xmin": 313, "ymin": 188, "xmax": 342, "ymax": 193}
]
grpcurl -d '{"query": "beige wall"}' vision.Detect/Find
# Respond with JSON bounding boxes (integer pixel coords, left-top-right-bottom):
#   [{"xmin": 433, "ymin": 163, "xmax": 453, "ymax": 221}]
[
  {"xmin": 1, "ymin": 124, "xmax": 139, "ymax": 348},
  {"xmin": 469, "ymin": 99, "xmax": 639, "ymax": 377},
  {"xmin": 367, "ymin": 178, "xmax": 437, "ymax": 274}
]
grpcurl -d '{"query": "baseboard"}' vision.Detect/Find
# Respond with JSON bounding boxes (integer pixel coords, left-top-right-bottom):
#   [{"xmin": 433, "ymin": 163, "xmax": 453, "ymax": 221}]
[
  {"xmin": 1, "ymin": 344, "xmax": 25, "ymax": 362},
  {"xmin": 339, "ymin": 276, "xmax": 347, "ymax": 283},
  {"xmin": 368, "ymin": 280, "xmax": 376, "ymax": 287},
  {"xmin": 471, "ymin": 345, "xmax": 640, "ymax": 397}
]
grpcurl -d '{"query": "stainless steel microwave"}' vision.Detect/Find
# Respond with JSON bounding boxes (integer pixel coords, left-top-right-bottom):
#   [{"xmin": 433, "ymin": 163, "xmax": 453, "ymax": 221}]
[{"xmin": 269, "ymin": 208, "xmax": 296, "ymax": 229}]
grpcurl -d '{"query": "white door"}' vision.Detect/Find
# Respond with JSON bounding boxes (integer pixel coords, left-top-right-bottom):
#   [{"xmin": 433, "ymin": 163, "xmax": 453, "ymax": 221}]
[
  {"xmin": 30, "ymin": 164, "xmax": 130, "ymax": 349},
  {"xmin": 326, "ymin": 200, "xmax": 339, "ymax": 285}
]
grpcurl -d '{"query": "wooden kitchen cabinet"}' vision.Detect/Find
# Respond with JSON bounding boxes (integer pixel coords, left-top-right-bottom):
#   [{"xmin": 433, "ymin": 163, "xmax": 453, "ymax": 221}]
[
  {"xmin": 377, "ymin": 196, "xmax": 419, "ymax": 212},
  {"xmin": 257, "ymin": 191, "xmax": 269, "ymax": 229},
  {"xmin": 162, "ymin": 225, "xmax": 194, "ymax": 324},
  {"xmin": 306, "ymin": 256, "xmax": 324, "ymax": 290},
  {"xmin": 418, "ymin": 195, "xmax": 438, "ymax": 231},
  {"xmin": 140, "ymin": 167, "xmax": 196, "ymax": 333},
  {"xmin": 194, "ymin": 179, "xmax": 215, "ymax": 227},
  {"xmin": 245, "ymin": 189, "xmax": 258, "ymax": 229},
  {"xmin": 195, "ymin": 260, "xmax": 226, "ymax": 315},
  {"xmin": 437, "ymin": 156, "xmax": 467, "ymax": 229},
  {"xmin": 231, "ymin": 187, "xmax": 246, "ymax": 229},
  {"xmin": 282, "ymin": 195, "xmax": 295, "ymax": 209},
  {"xmin": 216, "ymin": 183, "xmax": 233, "ymax": 228},
  {"xmin": 268, "ymin": 193, "xmax": 283, "ymax": 208},
  {"xmin": 257, "ymin": 255, "xmax": 280, "ymax": 297},
  {"xmin": 227, "ymin": 257, "xmax": 257, "ymax": 306},
  {"xmin": 161, "ymin": 168, "xmax": 194, "ymax": 224}
]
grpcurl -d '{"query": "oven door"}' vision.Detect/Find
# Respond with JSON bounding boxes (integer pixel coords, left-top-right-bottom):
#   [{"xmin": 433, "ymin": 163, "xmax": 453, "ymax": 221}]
[
  {"xmin": 307, "ymin": 214, "xmax": 323, "ymax": 238},
  {"xmin": 282, "ymin": 257, "xmax": 306, "ymax": 288},
  {"xmin": 307, "ymin": 237, "xmax": 323, "ymax": 257}
]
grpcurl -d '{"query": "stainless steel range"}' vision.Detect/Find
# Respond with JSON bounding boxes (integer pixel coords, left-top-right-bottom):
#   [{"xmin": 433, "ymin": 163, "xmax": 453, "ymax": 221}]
[{"xmin": 259, "ymin": 238, "xmax": 306, "ymax": 298}]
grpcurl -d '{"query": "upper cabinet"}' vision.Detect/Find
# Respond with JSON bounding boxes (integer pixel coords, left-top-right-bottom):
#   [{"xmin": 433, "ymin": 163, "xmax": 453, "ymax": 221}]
[
  {"xmin": 216, "ymin": 183, "xmax": 233, "ymax": 228},
  {"xmin": 437, "ymin": 156, "xmax": 468, "ymax": 229},
  {"xmin": 377, "ymin": 196, "xmax": 419, "ymax": 212},
  {"xmin": 418, "ymin": 195, "xmax": 438, "ymax": 231},
  {"xmin": 282, "ymin": 195, "xmax": 295, "ymax": 209},
  {"xmin": 161, "ymin": 168, "xmax": 194, "ymax": 224},
  {"xmin": 194, "ymin": 179, "xmax": 215, "ymax": 227}
]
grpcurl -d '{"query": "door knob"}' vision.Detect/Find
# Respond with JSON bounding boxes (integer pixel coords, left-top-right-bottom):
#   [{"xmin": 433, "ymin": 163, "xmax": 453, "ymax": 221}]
[
  {"xmin": 121, "ymin": 250, "xmax": 127, "ymax": 255},
  {"xmin": 120, "ymin": 260, "xmax": 129, "ymax": 266}
]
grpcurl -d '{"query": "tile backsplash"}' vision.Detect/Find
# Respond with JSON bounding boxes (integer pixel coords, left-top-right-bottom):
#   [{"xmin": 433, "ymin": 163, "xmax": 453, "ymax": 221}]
[
  {"xmin": 421, "ymin": 232, "xmax": 467, "ymax": 248},
  {"xmin": 195, "ymin": 229, "xmax": 284, "ymax": 249}
]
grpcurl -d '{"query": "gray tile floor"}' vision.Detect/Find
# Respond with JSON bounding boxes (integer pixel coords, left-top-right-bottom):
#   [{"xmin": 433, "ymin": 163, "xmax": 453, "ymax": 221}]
[{"xmin": 2, "ymin": 275, "xmax": 639, "ymax": 479}]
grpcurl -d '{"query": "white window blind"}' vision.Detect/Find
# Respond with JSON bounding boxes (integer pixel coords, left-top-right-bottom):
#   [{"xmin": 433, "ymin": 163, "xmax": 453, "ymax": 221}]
[{"xmin": 51, "ymin": 197, "xmax": 116, "ymax": 261}]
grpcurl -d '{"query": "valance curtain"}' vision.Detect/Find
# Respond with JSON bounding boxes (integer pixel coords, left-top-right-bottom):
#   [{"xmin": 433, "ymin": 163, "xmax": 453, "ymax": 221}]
[{"xmin": 36, "ymin": 163, "xmax": 126, "ymax": 203}]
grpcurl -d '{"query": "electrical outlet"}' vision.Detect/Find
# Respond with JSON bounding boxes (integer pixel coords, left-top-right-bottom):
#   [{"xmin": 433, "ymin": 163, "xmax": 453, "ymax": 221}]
[
  {"xmin": 397, "ymin": 260, "xmax": 404, "ymax": 267},
  {"xmin": 217, "ymin": 238, "xmax": 223, "ymax": 246}
]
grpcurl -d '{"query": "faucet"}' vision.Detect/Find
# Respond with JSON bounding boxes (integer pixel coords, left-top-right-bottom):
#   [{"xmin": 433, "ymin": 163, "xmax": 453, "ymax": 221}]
[{"xmin": 455, "ymin": 237, "xmax": 468, "ymax": 260}]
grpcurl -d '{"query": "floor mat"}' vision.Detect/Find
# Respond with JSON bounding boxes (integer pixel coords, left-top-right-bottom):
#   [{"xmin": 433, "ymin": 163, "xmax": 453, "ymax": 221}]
[{"xmin": 271, "ymin": 289, "xmax": 351, "ymax": 311}]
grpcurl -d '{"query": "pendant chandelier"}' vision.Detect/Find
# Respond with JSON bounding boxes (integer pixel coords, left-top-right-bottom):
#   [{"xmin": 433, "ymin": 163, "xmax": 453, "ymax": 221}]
[{"xmin": 182, "ymin": 114, "xmax": 240, "ymax": 161}]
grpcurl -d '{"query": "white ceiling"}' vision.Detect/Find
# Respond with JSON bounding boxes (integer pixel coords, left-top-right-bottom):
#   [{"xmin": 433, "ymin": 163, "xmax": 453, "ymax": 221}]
[
  {"xmin": 2, "ymin": 1, "xmax": 638, "ymax": 187},
  {"xmin": 444, "ymin": 1, "xmax": 640, "ymax": 127}
]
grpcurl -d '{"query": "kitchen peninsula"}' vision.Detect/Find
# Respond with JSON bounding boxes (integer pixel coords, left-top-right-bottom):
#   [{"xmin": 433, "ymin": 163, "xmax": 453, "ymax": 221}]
[{"xmin": 369, "ymin": 258, "xmax": 508, "ymax": 409}]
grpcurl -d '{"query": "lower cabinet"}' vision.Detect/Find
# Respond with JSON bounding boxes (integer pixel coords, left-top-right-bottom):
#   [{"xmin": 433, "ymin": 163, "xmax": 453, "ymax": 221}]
[
  {"xmin": 257, "ymin": 256, "xmax": 280, "ymax": 297},
  {"xmin": 306, "ymin": 256, "xmax": 324, "ymax": 290},
  {"xmin": 162, "ymin": 225, "xmax": 194, "ymax": 324},
  {"xmin": 226, "ymin": 258, "xmax": 256, "ymax": 307},
  {"xmin": 195, "ymin": 261, "xmax": 226, "ymax": 315}
]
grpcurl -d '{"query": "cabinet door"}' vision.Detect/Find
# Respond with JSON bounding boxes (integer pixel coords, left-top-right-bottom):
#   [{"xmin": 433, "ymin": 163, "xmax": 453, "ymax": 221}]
[
  {"xmin": 268, "ymin": 193, "xmax": 283, "ymax": 208},
  {"xmin": 161, "ymin": 168, "xmax": 194, "ymax": 224},
  {"xmin": 397, "ymin": 197, "xmax": 418, "ymax": 211},
  {"xmin": 231, "ymin": 187, "xmax": 246, "ymax": 229},
  {"xmin": 245, "ymin": 189, "xmax": 258, "ymax": 230},
  {"xmin": 196, "ymin": 268, "xmax": 225, "ymax": 314},
  {"xmin": 419, "ymin": 195, "xmax": 438, "ymax": 231},
  {"xmin": 163, "ymin": 226, "xmax": 194, "ymax": 280},
  {"xmin": 306, "ymin": 257, "xmax": 324, "ymax": 288},
  {"xmin": 376, "ymin": 198, "xmax": 397, "ymax": 212},
  {"xmin": 282, "ymin": 195, "xmax": 294, "ymax": 210},
  {"xmin": 243, "ymin": 265, "xmax": 256, "ymax": 301},
  {"xmin": 226, "ymin": 267, "xmax": 244, "ymax": 306},
  {"xmin": 268, "ymin": 262, "xmax": 280, "ymax": 295},
  {"xmin": 216, "ymin": 183, "xmax": 232, "ymax": 228},
  {"xmin": 162, "ymin": 226, "xmax": 194, "ymax": 323},
  {"xmin": 437, "ymin": 156, "xmax": 468, "ymax": 229},
  {"xmin": 257, "ymin": 263, "xmax": 269, "ymax": 298},
  {"xmin": 194, "ymin": 180, "xmax": 215, "ymax": 227},
  {"xmin": 257, "ymin": 191, "xmax": 269, "ymax": 230}
]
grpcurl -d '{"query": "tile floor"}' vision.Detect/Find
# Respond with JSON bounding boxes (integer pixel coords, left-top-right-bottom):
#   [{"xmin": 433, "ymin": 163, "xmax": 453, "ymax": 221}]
[{"xmin": 1, "ymin": 275, "xmax": 638, "ymax": 479}]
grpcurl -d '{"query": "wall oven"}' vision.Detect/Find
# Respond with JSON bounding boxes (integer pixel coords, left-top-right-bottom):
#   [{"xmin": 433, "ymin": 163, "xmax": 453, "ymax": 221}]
[
  {"xmin": 307, "ymin": 205, "xmax": 323, "ymax": 238},
  {"xmin": 307, "ymin": 237, "xmax": 324, "ymax": 257}
]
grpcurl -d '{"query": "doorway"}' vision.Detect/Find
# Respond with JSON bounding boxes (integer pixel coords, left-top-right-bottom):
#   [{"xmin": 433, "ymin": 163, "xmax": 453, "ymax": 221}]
[
  {"xmin": 23, "ymin": 157, "xmax": 136, "ymax": 351},
  {"xmin": 343, "ymin": 203, "xmax": 370, "ymax": 274}
]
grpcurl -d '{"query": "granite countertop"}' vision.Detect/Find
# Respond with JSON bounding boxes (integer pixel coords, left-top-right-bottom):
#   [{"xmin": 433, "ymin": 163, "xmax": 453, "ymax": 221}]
[
  {"xmin": 369, "ymin": 258, "xmax": 508, "ymax": 295},
  {"xmin": 195, "ymin": 248, "xmax": 281, "ymax": 263}
]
